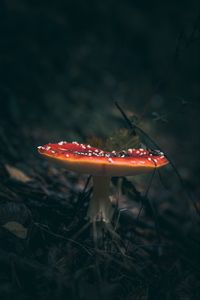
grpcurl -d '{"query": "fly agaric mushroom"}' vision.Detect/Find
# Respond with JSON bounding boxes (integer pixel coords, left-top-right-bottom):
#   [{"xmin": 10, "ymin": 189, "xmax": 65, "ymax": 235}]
[{"xmin": 38, "ymin": 142, "xmax": 168, "ymax": 223}]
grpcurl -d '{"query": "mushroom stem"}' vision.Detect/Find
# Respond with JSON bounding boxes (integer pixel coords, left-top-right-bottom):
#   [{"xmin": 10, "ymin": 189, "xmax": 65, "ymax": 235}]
[{"xmin": 87, "ymin": 175, "xmax": 113, "ymax": 223}]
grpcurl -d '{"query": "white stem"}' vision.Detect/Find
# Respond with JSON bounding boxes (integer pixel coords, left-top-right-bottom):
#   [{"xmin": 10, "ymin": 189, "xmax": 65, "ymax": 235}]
[{"xmin": 87, "ymin": 176, "xmax": 113, "ymax": 223}]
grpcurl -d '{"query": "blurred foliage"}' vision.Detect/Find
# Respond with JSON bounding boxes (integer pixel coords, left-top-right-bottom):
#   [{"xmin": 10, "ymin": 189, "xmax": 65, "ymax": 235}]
[
  {"xmin": 105, "ymin": 128, "xmax": 140, "ymax": 151},
  {"xmin": 86, "ymin": 128, "xmax": 140, "ymax": 151}
]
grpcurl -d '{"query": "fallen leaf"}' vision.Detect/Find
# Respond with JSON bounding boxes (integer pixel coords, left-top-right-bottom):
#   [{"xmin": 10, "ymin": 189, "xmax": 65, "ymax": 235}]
[
  {"xmin": 2, "ymin": 221, "xmax": 28, "ymax": 239},
  {"xmin": 5, "ymin": 164, "xmax": 32, "ymax": 183}
]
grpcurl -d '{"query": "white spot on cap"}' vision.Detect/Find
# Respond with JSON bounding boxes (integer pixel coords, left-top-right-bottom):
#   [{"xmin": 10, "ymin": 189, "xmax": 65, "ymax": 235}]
[
  {"xmin": 108, "ymin": 158, "xmax": 114, "ymax": 163},
  {"xmin": 58, "ymin": 141, "xmax": 64, "ymax": 145}
]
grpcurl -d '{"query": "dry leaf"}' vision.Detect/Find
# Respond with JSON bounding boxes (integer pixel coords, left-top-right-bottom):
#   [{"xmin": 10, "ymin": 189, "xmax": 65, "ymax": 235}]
[
  {"xmin": 2, "ymin": 221, "xmax": 28, "ymax": 239},
  {"xmin": 5, "ymin": 164, "xmax": 32, "ymax": 183}
]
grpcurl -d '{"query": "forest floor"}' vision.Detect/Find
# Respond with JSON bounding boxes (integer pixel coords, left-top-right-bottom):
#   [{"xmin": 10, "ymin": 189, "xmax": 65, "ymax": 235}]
[{"xmin": 0, "ymin": 107, "xmax": 200, "ymax": 300}]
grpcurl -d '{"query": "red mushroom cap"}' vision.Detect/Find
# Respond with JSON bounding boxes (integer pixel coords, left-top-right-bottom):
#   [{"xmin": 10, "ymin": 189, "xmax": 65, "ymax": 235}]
[{"xmin": 38, "ymin": 141, "xmax": 169, "ymax": 176}]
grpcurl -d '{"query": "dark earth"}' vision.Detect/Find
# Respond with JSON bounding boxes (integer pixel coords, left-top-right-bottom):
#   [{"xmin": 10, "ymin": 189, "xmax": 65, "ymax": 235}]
[{"xmin": 0, "ymin": 1, "xmax": 200, "ymax": 299}]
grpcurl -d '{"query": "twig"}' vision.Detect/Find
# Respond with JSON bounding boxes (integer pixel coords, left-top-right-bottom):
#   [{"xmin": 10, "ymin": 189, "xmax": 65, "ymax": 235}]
[
  {"xmin": 115, "ymin": 101, "xmax": 200, "ymax": 217},
  {"xmin": 34, "ymin": 222, "xmax": 92, "ymax": 256}
]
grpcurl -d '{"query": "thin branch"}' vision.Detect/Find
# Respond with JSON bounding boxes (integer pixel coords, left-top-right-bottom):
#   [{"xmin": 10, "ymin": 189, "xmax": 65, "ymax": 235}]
[{"xmin": 115, "ymin": 101, "xmax": 200, "ymax": 217}]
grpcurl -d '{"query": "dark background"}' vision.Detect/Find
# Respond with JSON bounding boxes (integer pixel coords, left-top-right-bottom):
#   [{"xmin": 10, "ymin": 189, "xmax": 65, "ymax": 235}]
[
  {"xmin": 0, "ymin": 0, "xmax": 200, "ymax": 299},
  {"xmin": 1, "ymin": 0, "xmax": 200, "ymax": 180}
]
